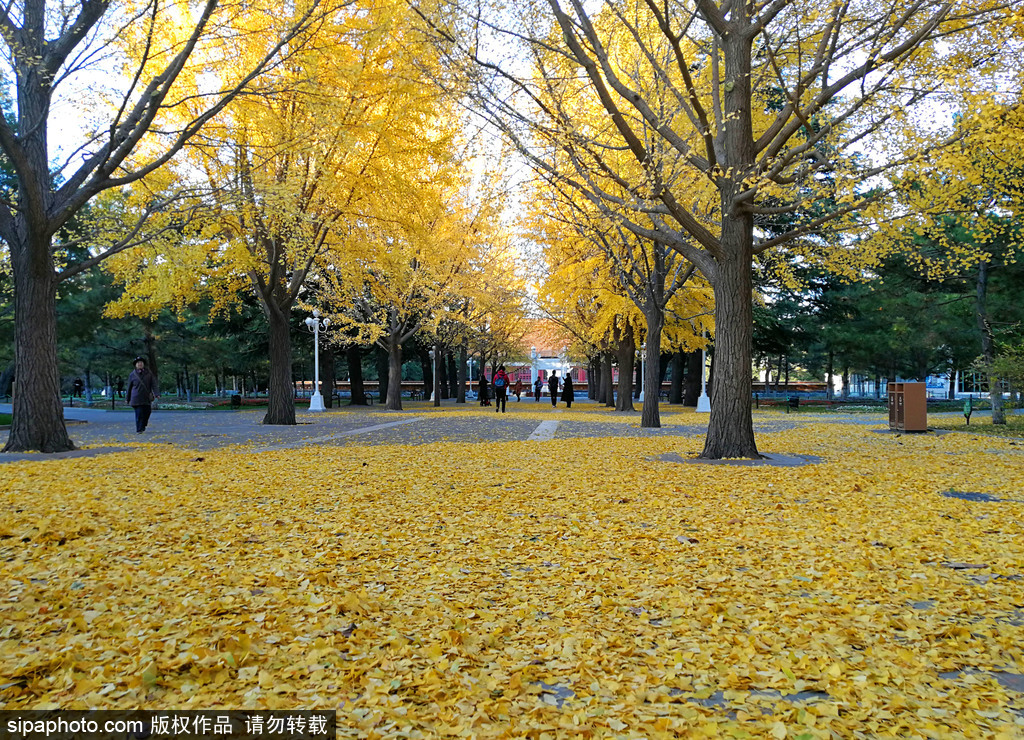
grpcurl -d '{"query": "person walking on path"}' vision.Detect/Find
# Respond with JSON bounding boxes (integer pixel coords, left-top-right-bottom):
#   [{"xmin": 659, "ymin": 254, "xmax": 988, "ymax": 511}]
[
  {"xmin": 115, "ymin": 375, "xmax": 124, "ymax": 398},
  {"xmin": 492, "ymin": 365, "xmax": 510, "ymax": 413},
  {"xmin": 513, "ymin": 377, "xmax": 523, "ymax": 401},
  {"xmin": 561, "ymin": 374, "xmax": 574, "ymax": 409},
  {"xmin": 548, "ymin": 372, "xmax": 560, "ymax": 408},
  {"xmin": 534, "ymin": 376, "xmax": 543, "ymax": 401},
  {"xmin": 126, "ymin": 356, "xmax": 159, "ymax": 433},
  {"xmin": 478, "ymin": 375, "xmax": 490, "ymax": 406}
]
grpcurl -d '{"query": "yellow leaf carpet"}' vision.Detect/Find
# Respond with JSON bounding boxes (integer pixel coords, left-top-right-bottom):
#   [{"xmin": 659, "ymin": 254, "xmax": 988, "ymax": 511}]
[{"xmin": 2, "ymin": 417, "xmax": 1022, "ymax": 738}]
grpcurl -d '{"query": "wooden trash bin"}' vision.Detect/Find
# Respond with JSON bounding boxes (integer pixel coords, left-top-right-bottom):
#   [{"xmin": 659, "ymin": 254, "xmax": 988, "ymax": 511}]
[{"xmin": 888, "ymin": 382, "xmax": 927, "ymax": 432}]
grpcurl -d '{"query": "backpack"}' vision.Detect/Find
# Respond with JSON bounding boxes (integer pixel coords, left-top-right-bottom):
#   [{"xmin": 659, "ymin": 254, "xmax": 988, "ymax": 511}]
[{"xmin": 493, "ymin": 375, "xmax": 507, "ymax": 389}]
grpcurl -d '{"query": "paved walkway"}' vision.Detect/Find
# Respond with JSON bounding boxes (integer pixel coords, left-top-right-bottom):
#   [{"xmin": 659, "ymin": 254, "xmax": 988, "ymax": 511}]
[{"xmin": 0, "ymin": 401, "xmax": 1012, "ymax": 462}]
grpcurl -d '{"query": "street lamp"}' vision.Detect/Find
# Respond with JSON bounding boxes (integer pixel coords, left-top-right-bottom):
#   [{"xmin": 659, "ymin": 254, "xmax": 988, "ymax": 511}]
[
  {"xmin": 428, "ymin": 347, "xmax": 440, "ymax": 407},
  {"xmin": 639, "ymin": 342, "xmax": 646, "ymax": 402},
  {"xmin": 696, "ymin": 344, "xmax": 711, "ymax": 413},
  {"xmin": 303, "ymin": 310, "xmax": 329, "ymax": 412}
]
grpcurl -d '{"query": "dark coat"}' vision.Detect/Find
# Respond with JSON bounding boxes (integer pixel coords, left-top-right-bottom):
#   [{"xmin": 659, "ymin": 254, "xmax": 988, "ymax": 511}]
[
  {"xmin": 126, "ymin": 368, "xmax": 159, "ymax": 407},
  {"xmin": 561, "ymin": 376, "xmax": 574, "ymax": 402},
  {"xmin": 548, "ymin": 375, "xmax": 560, "ymax": 394},
  {"xmin": 478, "ymin": 377, "xmax": 490, "ymax": 401}
]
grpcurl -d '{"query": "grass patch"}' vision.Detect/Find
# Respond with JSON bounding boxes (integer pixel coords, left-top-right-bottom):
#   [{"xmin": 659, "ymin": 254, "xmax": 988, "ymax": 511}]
[{"xmin": 0, "ymin": 413, "xmax": 10, "ymax": 425}]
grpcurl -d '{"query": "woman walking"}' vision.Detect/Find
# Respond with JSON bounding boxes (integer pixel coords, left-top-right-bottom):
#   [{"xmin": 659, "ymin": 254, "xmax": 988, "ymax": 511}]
[
  {"xmin": 561, "ymin": 374, "xmax": 574, "ymax": 409},
  {"xmin": 126, "ymin": 356, "xmax": 159, "ymax": 433},
  {"xmin": 492, "ymin": 365, "xmax": 510, "ymax": 413}
]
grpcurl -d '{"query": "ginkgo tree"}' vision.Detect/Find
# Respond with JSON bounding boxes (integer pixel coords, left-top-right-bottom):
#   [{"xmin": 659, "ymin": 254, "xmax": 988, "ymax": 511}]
[
  {"xmin": 415, "ymin": 0, "xmax": 1020, "ymax": 458},
  {"xmin": 0, "ymin": 0, "xmax": 338, "ymax": 452},
  {"xmin": 322, "ymin": 161, "xmax": 503, "ymax": 411},
  {"xmin": 533, "ymin": 168, "xmax": 713, "ymax": 427},
  {"xmin": 105, "ymin": 0, "xmax": 457, "ymax": 425}
]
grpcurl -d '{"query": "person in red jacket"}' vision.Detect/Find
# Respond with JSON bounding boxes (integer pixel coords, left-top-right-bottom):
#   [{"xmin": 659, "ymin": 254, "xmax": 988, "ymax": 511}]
[{"xmin": 492, "ymin": 365, "xmax": 510, "ymax": 413}]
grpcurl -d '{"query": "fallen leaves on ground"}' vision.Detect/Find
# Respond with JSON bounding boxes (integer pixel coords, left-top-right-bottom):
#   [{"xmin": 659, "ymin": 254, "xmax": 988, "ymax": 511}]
[{"xmin": 2, "ymin": 418, "xmax": 1023, "ymax": 738}]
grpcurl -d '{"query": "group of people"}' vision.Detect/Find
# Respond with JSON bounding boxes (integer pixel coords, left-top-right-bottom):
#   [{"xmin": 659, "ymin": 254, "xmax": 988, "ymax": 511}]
[{"xmin": 478, "ymin": 368, "xmax": 574, "ymax": 411}]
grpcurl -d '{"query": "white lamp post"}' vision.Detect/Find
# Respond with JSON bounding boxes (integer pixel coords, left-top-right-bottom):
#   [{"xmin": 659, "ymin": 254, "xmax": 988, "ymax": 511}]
[
  {"xmin": 429, "ymin": 347, "xmax": 440, "ymax": 407},
  {"xmin": 696, "ymin": 345, "xmax": 711, "ymax": 413},
  {"xmin": 530, "ymin": 346, "xmax": 538, "ymax": 387},
  {"xmin": 639, "ymin": 342, "xmax": 646, "ymax": 402},
  {"xmin": 303, "ymin": 310, "xmax": 329, "ymax": 412}
]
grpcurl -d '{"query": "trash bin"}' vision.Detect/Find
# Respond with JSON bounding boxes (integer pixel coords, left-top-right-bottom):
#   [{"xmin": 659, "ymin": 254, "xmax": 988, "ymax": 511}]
[
  {"xmin": 230, "ymin": 394, "xmax": 242, "ymax": 409},
  {"xmin": 788, "ymin": 396, "xmax": 800, "ymax": 410},
  {"xmin": 887, "ymin": 382, "xmax": 927, "ymax": 432}
]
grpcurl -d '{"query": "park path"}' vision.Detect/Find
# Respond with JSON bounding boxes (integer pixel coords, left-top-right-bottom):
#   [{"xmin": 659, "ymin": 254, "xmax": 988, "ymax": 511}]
[{"xmin": 0, "ymin": 400, "xmax": 998, "ymax": 461}]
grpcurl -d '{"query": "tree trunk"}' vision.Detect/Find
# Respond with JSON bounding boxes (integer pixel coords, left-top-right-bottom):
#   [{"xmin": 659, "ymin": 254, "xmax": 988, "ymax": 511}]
[
  {"xmin": 144, "ymin": 324, "xmax": 159, "ymax": 381},
  {"xmin": 321, "ymin": 346, "xmax": 336, "ymax": 408},
  {"xmin": 684, "ymin": 352, "xmax": 701, "ymax": 406},
  {"xmin": 447, "ymin": 351, "xmax": 458, "ymax": 401},
  {"xmin": 977, "ymin": 261, "xmax": 1005, "ymax": 424},
  {"xmin": 615, "ymin": 324, "xmax": 635, "ymax": 412},
  {"xmin": 433, "ymin": 343, "xmax": 441, "ymax": 407},
  {"xmin": 4, "ymin": 257, "xmax": 74, "ymax": 452},
  {"xmin": 701, "ymin": 256, "xmax": 759, "ymax": 459},
  {"xmin": 948, "ymin": 364, "xmax": 957, "ymax": 401},
  {"xmin": 670, "ymin": 352, "xmax": 684, "ymax": 404},
  {"xmin": 602, "ymin": 352, "xmax": 615, "ymax": 407},
  {"xmin": 263, "ymin": 306, "xmax": 296, "ymax": 425},
  {"xmin": 348, "ymin": 345, "xmax": 367, "ymax": 405},
  {"xmin": 588, "ymin": 359, "xmax": 598, "ymax": 400},
  {"xmin": 457, "ymin": 345, "xmax": 467, "ymax": 403},
  {"xmin": 386, "ymin": 337, "xmax": 403, "ymax": 410},
  {"xmin": 640, "ymin": 314, "xmax": 663, "ymax": 428},
  {"xmin": 841, "ymin": 367, "xmax": 850, "ymax": 400}
]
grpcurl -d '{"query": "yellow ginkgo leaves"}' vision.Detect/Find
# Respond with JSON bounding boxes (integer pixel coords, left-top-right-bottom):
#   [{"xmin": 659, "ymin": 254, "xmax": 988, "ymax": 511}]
[{"xmin": 0, "ymin": 417, "xmax": 1022, "ymax": 738}]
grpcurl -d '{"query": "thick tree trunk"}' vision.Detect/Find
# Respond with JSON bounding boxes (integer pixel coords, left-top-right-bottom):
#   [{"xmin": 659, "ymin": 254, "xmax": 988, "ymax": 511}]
[
  {"xmin": 699, "ymin": 24, "xmax": 761, "ymax": 459},
  {"xmin": 263, "ymin": 307, "xmax": 296, "ymax": 425},
  {"xmin": 615, "ymin": 325, "xmax": 635, "ymax": 412},
  {"xmin": 641, "ymin": 315, "xmax": 663, "ymax": 428},
  {"xmin": 602, "ymin": 352, "xmax": 615, "ymax": 407},
  {"xmin": 348, "ymin": 345, "xmax": 367, "ymax": 405},
  {"xmin": 670, "ymin": 352, "xmax": 684, "ymax": 404},
  {"xmin": 588, "ymin": 359, "xmax": 598, "ymax": 400},
  {"xmin": 701, "ymin": 256, "xmax": 759, "ymax": 459},
  {"xmin": 321, "ymin": 346, "xmax": 336, "ymax": 408},
  {"xmin": 386, "ymin": 338, "xmax": 403, "ymax": 410},
  {"xmin": 4, "ymin": 255, "xmax": 74, "ymax": 452},
  {"xmin": 457, "ymin": 345, "xmax": 467, "ymax": 403},
  {"xmin": 977, "ymin": 261, "xmax": 1005, "ymax": 424}
]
